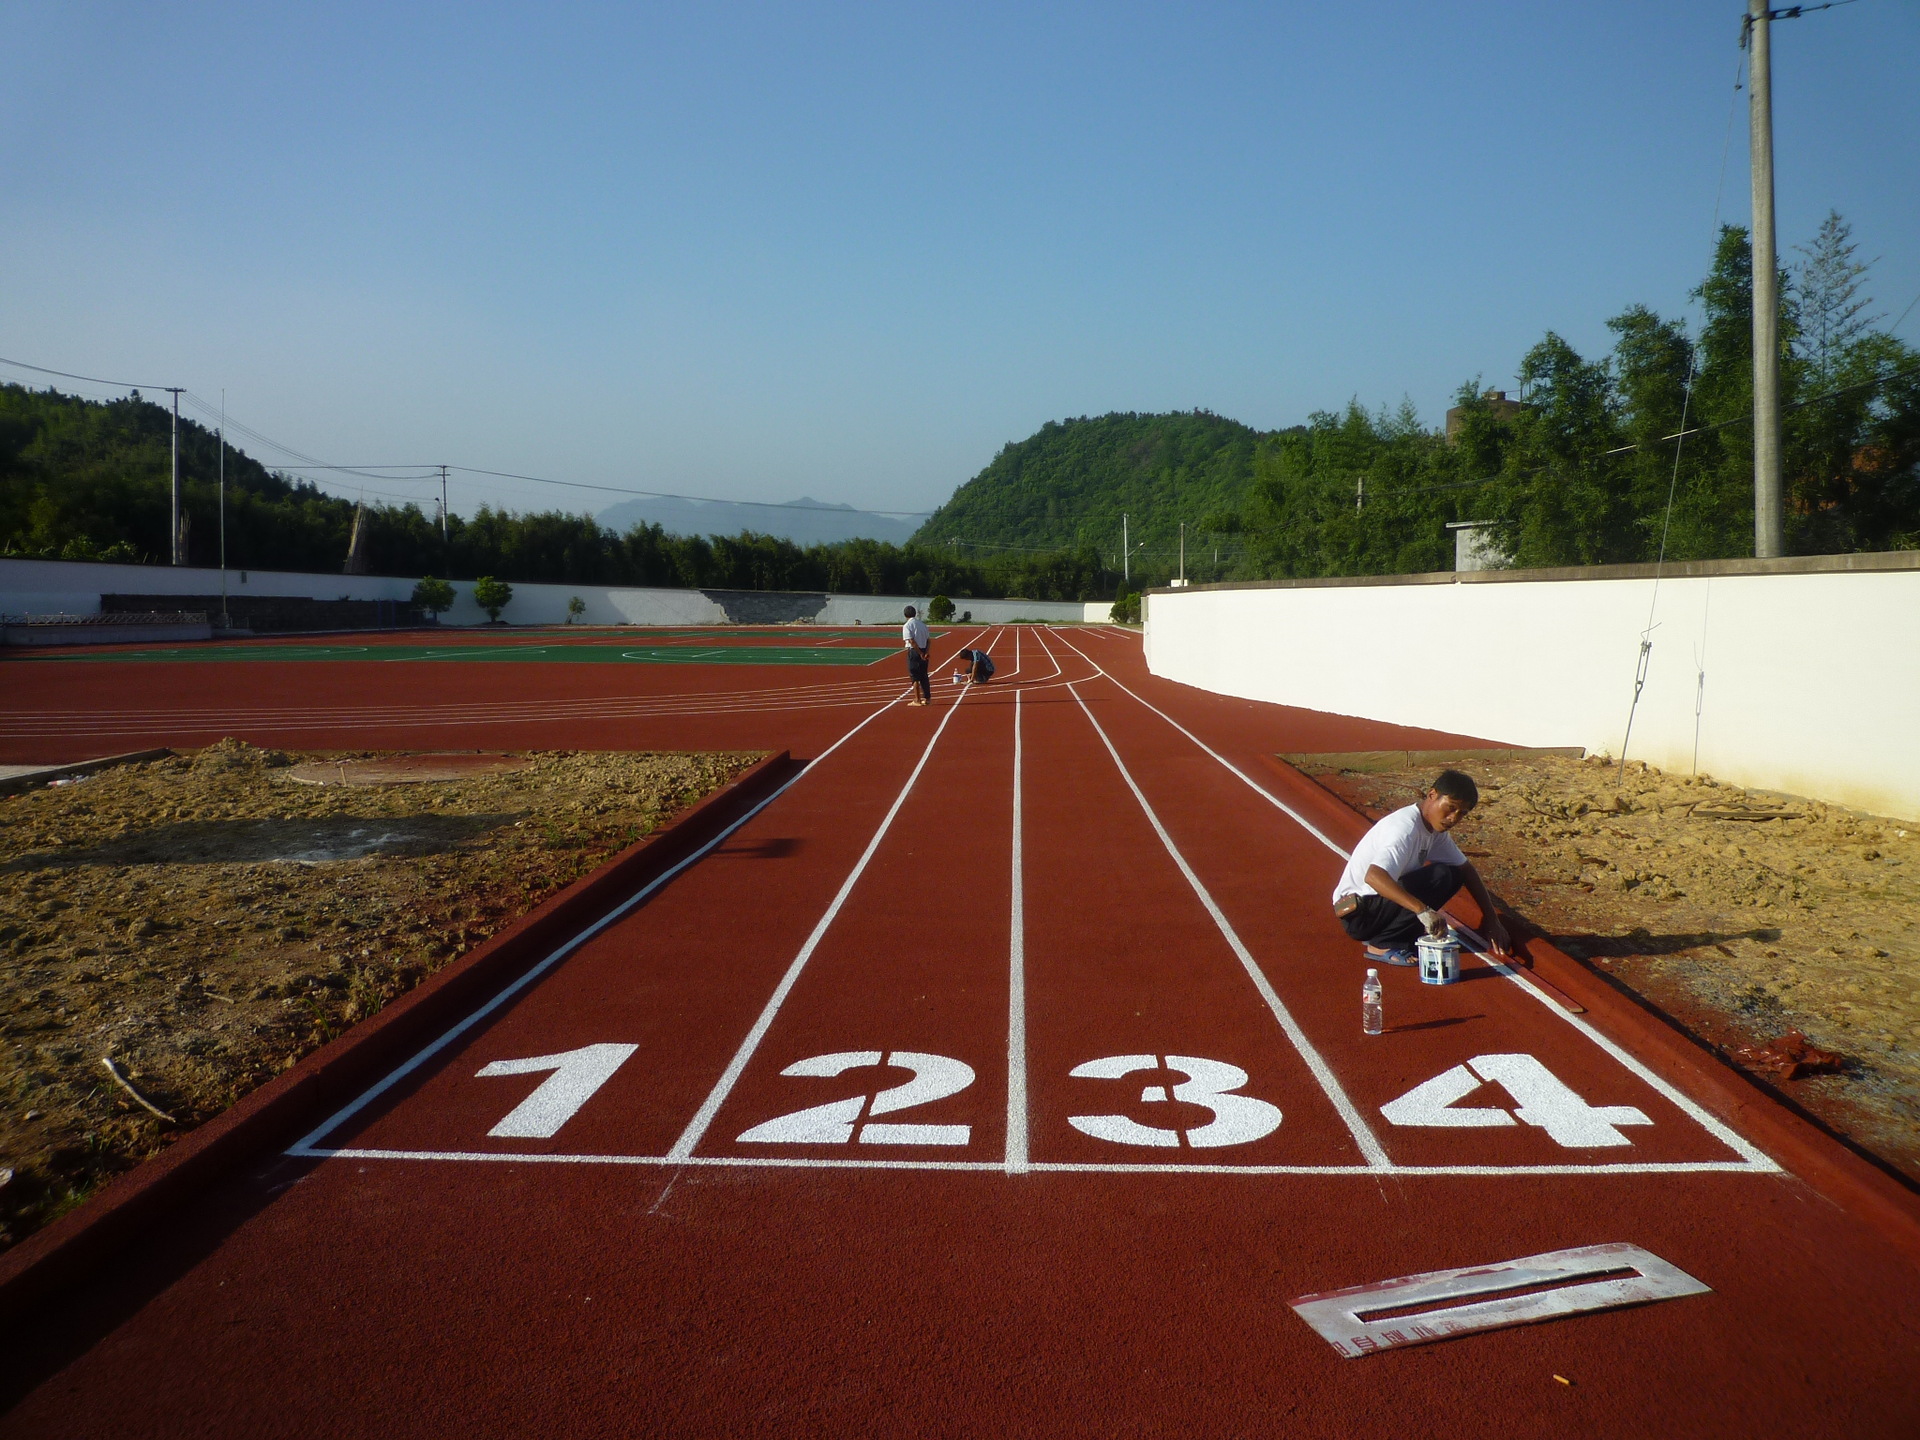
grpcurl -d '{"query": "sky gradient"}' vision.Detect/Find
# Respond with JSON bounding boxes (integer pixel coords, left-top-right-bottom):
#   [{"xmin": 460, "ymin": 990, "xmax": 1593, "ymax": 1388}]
[{"xmin": 4, "ymin": 1, "xmax": 1916, "ymax": 521}]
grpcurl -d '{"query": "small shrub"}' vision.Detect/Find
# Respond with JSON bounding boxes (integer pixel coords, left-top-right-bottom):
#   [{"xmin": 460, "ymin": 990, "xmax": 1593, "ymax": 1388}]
[
  {"xmin": 411, "ymin": 576, "xmax": 456, "ymax": 618},
  {"xmin": 927, "ymin": 594, "xmax": 956, "ymax": 623},
  {"xmin": 472, "ymin": 575, "xmax": 513, "ymax": 623}
]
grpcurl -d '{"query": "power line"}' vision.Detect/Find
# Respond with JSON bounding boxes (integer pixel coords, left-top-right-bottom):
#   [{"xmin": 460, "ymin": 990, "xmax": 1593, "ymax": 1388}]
[{"xmin": 0, "ymin": 355, "xmax": 174, "ymax": 392}]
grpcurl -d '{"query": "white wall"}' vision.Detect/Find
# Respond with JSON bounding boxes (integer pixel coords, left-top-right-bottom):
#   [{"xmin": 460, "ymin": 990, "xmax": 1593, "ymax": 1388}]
[
  {"xmin": 1144, "ymin": 559, "xmax": 1920, "ymax": 821},
  {"xmin": 0, "ymin": 558, "xmax": 1108, "ymax": 629}
]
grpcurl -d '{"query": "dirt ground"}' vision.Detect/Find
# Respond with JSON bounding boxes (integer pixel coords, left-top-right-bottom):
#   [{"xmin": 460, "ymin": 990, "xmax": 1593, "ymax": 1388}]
[
  {"xmin": 1300, "ymin": 752, "xmax": 1920, "ymax": 1188},
  {"xmin": 0, "ymin": 740, "xmax": 760, "ymax": 1251}
]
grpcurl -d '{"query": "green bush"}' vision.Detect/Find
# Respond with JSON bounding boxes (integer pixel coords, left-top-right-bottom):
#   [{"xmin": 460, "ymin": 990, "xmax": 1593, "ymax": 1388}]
[
  {"xmin": 472, "ymin": 575, "xmax": 513, "ymax": 623},
  {"xmin": 411, "ymin": 576, "xmax": 455, "ymax": 618},
  {"xmin": 1109, "ymin": 591, "xmax": 1141, "ymax": 624},
  {"xmin": 927, "ymin": 594, "xmax": 956, "ymax": 622},
  {"xmin": 566, "ymin": 595, "xmax": 586, "ymax": 623}
]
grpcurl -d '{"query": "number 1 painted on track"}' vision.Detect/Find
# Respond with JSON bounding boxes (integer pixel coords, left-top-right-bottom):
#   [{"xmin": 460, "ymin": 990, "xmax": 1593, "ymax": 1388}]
[{"xmin": 477, "ymin": 1043, "xmax": 639, "ymax": 1138}]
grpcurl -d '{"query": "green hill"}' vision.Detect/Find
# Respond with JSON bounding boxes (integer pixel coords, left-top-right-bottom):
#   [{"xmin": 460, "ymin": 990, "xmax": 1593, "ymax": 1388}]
[{"xmin": 912, "ymin": 411, "xmax": 1282, "ymax": 577}]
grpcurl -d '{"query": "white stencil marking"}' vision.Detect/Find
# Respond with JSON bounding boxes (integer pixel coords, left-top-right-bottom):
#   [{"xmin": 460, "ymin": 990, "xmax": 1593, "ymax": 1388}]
[
  {"xmin": 477, "ymin": 1043, "xmax": 639, "ymax": 1139},
  {"xmin": 1382, "ymin": 1054, "xmax": 1653, "ymax": 1149},
  {"xmin": 1068, "ymin": 1054, "xmax": 1282, "ymax": 1149}
]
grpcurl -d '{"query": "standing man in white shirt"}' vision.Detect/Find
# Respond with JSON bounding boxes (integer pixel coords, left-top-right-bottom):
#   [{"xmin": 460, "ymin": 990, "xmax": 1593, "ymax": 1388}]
[
  {"xmin": 1330, "ymin": 769, "xmax": 1511, "ymax": 964},
  {"xmin": 901, "ymin": 604, "xmax": 932, "ymax": 707}
]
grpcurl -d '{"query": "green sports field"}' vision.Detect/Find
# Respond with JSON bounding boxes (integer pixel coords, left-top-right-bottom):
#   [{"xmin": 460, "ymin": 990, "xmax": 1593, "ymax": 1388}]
[{"xmin": 31, "ymin": 641, "xmax": 893, "ymax": 666}]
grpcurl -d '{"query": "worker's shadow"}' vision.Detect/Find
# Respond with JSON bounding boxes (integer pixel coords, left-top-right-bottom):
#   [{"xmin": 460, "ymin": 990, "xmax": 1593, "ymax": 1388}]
[
  {"xmin": 712, "ymin": 836, "xmax": 803, "ymax": 860},
  {"xmin": 1550, "ymin": 926, "xmax": 1782, "ymax": 959}
]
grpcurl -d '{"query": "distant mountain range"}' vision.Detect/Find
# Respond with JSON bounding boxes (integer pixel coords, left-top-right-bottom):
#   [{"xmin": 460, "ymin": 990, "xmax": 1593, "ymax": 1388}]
[{"xmin": 597, "ymin": 494, "xmax": 924, "ymax": 547}]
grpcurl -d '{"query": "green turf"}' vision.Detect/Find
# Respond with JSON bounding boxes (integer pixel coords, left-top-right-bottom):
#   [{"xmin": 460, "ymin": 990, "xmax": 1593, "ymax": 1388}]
[{"xmin": 33, "ymin": 642, "xmax": 893, "ymax": 666}]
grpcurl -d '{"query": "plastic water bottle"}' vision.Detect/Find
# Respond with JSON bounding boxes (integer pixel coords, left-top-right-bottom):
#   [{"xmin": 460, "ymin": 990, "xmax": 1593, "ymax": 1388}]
[{"xmin": 1362, "ymin": 968, "xmax": 1384, "ymax": 1036}]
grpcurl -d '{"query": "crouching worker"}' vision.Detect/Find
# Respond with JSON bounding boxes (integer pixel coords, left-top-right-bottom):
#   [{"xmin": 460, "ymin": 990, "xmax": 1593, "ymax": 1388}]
[
  {"xmin": 1330, "ymin": 769, "xmax": 1510, "ymax": 965},
  {"xmin": 952, "ymin": 646, "xmax": 996, "ymax": 685}
]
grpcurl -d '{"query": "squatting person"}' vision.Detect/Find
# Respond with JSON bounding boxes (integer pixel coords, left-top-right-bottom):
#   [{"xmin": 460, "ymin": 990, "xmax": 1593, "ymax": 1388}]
[
  {"xmin": 951, "ymin": 646, "xmax": 995, "ymax": 686},
  {"xmin": 902, "ymin": 604, "xmax": 932, "ymax": 706},
  {"xmin": 1330, "ymin": 769, "xmax": 1511, "ymax": 964}
]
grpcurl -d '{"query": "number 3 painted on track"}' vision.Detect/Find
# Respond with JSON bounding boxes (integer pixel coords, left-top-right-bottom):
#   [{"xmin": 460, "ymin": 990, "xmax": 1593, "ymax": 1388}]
[{"xmin": 1068, "ymin": 1055, "xmax": 1282, "ymax": 1149}]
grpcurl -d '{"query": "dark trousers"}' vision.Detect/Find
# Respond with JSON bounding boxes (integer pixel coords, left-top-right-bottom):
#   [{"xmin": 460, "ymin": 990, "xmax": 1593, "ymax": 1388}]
[
  {"xmin": 906, "ymin": 651, "xmax": 930, "ymax": 701},
  {"xmin": 1339, "ymin": 863, "xmax": 1464, "ymax": 950}
]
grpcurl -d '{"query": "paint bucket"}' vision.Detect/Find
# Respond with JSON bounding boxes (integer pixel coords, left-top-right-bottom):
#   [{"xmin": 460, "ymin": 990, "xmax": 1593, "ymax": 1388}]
[{"xmin": 1416, "ymin": 932, "xmax": 1461, "ymax": 985}]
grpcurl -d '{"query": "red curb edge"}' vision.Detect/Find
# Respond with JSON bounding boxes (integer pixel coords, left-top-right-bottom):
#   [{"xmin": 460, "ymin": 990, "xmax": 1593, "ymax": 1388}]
[
  {"xmin": 1258, "ymin": 752, "xmax": 1920, "ymax": 1272},
  {"xmin": 0, "ymin": 748, "xmax": 799, "ymax": 1326}
]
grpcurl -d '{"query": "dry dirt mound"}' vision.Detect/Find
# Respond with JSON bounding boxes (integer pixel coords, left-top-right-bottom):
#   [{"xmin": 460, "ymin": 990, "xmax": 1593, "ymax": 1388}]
[{"xmin": 0, "ymin": 740, "xmax": 760, "ymax": 1250}]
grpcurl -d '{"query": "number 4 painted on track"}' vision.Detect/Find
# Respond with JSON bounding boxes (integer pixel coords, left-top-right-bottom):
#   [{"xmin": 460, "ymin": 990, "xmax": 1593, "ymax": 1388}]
[
  {"xmin": 477, "ymin": 1043, "xmax": 639, "ymax": 1138},
  {"xmin": 1380, "ymin": 1053, "xmax": 1653, "ymax": 1148}
]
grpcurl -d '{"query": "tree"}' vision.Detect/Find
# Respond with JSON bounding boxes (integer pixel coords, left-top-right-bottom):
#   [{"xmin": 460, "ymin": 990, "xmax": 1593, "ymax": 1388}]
[
  {"xmin": 1795, "ymin": 210, "xmax": 1878, "ymax": 385},
  {"xmin": 411, "ymin": 576, "xmax": 455, "ymax": 619},
  {"xmin": 926, "ymin": 594, "xmax": 956, "ymax": 622},
  {"xmin": 1109, "ymin": 591, "xmax": 1141, "ymax": 624},
  {"xmin": 566, "ymin": 595, "xmax": 586, "ymax": 624},
  {"xmin": 472, "ymin": 575, "xmax": 512, "ymax": 623}
]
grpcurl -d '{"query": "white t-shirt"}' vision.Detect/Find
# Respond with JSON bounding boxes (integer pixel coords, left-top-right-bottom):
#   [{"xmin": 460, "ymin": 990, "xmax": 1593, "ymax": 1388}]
[
  {"xmin": 1331, "ymin": 803, "xmax": 1466, "ymax": 904},
  {"xmin": 902, "ymin": 617, "xmax": 930, "ymax": 651}
]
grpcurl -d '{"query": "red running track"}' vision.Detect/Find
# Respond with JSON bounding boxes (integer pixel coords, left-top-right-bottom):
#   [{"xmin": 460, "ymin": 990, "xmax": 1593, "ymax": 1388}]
[{"xmin": 3, "ymin": 627, "xmax": 1917, "ymax": 1437}]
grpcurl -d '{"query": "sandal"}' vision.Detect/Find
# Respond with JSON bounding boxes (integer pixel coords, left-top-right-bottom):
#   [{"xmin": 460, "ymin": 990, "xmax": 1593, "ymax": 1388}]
[{"xmin": 1363, "ymin": 945, "xmax": 1418, "ymax": 967}]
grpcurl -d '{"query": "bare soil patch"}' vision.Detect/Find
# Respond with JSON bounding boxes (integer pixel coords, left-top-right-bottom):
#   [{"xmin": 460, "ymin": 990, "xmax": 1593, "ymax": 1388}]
[
  {"xmin": 0, "ymin": 740, "xmax": 761, "ymax": 1250},
  {"xmin": 1299, "ymin": 752, "xmax": 1920, "ymax": 1187}
]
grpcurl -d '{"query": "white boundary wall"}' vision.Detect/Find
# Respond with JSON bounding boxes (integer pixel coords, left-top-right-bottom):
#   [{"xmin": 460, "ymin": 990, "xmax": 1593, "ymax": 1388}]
[
  {"xmin": 0, "ymin": 559, "xmax": 1110, "ymax": 628},
  {"xmin": 1143, "ymin": 554, "xmax": 1920, "ymax": 821}
]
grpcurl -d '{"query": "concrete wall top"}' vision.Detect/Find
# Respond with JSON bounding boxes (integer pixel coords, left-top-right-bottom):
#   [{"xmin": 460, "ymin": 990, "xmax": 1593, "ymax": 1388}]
[{"xmin": 1144, "ymin": 549, "xmax": 1920, "ymax": 596}]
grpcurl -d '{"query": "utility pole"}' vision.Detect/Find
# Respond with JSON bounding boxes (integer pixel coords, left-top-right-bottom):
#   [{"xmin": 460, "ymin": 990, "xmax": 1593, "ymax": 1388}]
[
  {"xmin": 438, "ymin": 465, "xmax": 450, "ymax": 570},
  {"xmin": 166, "ymin": 388, "xmax": 185, "ymax": 564},
  {"xmin": 218, "ymin": 390, "xmax": 228, "ymax": 624},
  {"xmin": 1747, "ymin": 0, "xmax": 1783, "ymax": 558},
  {"xmin": 1122, "ymin": 513, "xmax": 1129, "ymax": 585},
  {"xmin": 1178, "ymin": 522, "xmax": 1185, "ymax": 585}
]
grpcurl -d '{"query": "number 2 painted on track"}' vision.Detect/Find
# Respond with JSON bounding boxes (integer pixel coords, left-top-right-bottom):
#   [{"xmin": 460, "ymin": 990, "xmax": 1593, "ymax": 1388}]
[
  {"xmin": 476, "ymin": 1043, "xmax": 638, "ymax": 1138},
  {"xmin": 737, "ymin": 1051, "xmax": 975, "ymax": 1146}
]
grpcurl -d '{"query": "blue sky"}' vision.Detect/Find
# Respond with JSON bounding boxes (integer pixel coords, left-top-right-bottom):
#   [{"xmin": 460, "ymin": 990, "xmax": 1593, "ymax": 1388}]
[{"xmin": 3, "ymin": 1, "xmax": 1915, "ymax": 521}]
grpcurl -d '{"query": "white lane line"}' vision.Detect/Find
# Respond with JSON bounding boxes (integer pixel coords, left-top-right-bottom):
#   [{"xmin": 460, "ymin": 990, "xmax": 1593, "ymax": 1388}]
[
  {"xmin": 1048, "ymin": 628, "xmax": 1779, "ymax": 1172},
  {"xmin": 665, "ymin": 685, "xmax": 975, "ymax": 1161},
  {"xmin": 285, "ymin": 691, "xmax": 912, "ymax": 1157},
  {"xmin": 1047, "ymin": 627, "xmax": 1349, "ymax": 854},
  {"xmin": 1006, "ymin": 686, "xmax": 1028, "ymax": 1175},
  {"xmin": 301, "ymin": 1147, "xmax": 1769, "ymax": 1177},
  {"xmin": 1066, "ymin": 681, "xmax": 1391, "ymax": 1169}
]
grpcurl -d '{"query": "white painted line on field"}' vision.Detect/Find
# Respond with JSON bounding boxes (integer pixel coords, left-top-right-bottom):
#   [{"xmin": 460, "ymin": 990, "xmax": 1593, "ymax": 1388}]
[
  {"xmin": 1048, "ymin": 627, "xmax": 1779, "ymax": 1173},
  {"xmin": 1006, "ymin": 686, "xmax": 1029, "ymax": 1175},
  {"xmin": 297, "ymin": 1146, "xmax": 1773, "ymax": 1177},
  {"xmin": 1047, "ymin": 627, "xmax": 1350, "ymax": 855},
  {"xmin": 665, "ymin": 684, "xmax": 975, "ymax": 1161},
  {"xmin": 1066, "ymin": 682, "xmax": 1392, "ymax": 1169},
  {"xmin": 286, "ymin": 690, "xmax": 914, "ymax": 1158}
]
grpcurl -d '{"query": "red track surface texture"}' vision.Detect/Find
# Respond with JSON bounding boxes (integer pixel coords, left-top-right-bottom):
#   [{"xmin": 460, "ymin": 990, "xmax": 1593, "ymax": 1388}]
[{"xmin": 4, "ymin": 628, "xmax": 1918, "ymax": 1438}]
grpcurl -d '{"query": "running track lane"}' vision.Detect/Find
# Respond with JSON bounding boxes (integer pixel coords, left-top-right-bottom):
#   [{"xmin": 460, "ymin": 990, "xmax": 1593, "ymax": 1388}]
[{"xmin": 2, "ymin": 629, "xmax": 1916, "ymax": 1437}]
